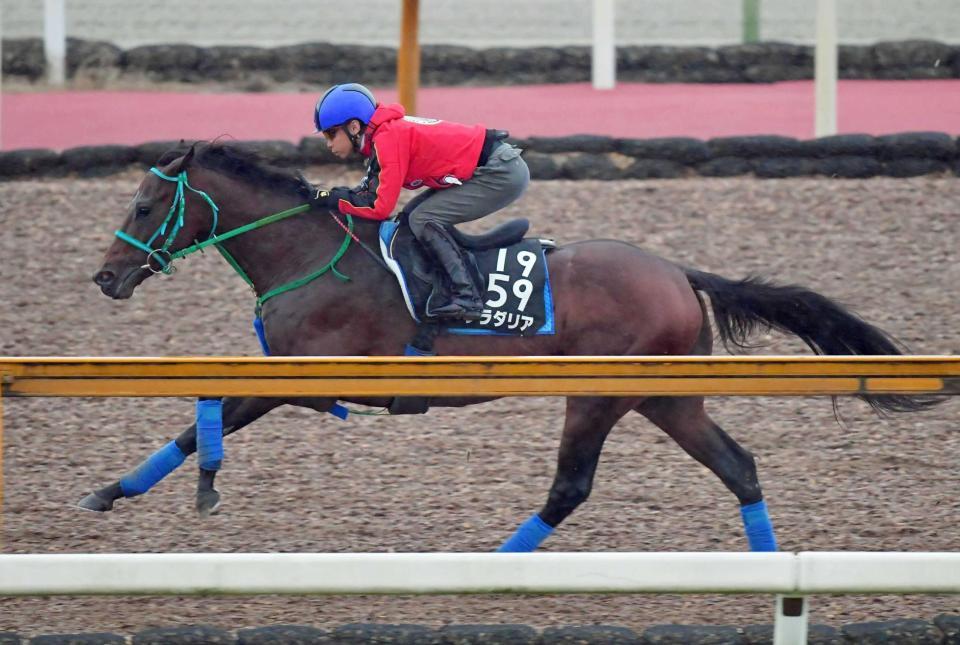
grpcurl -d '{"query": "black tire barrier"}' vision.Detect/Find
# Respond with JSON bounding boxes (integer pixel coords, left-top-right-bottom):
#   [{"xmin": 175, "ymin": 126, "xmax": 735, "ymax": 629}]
[
  {"xmin": 236, "ymin": 624, "xmax": 330, "ymax": 644},
  {"xmin": 5, "ymin": 616, "xmax": 960, "ymax": 644},
  {"xmin": 3, "ymin": 38, "xmax": 959, "ymax": 86},
  {"xmin": 617, "ymin": 138, "xmax": 712, "ymax": 164},
  {"xmin": 132, "ymin": 625, "xmax": 235, "ymax": 644},
  {"xmin": 623, "ymin": 158, "xmax": 687, "ymax": 180},
  {"xmin": 1, "ymin": 132, "xmax": 957, "ymax": 182},
  {"xmin": 0, "ymin": 149, "xmax": 62, "ymax": 176},
  {"xmin": 60, "ymin": 144, "xmax": 138, "ymax": 178},
  {"xmin": 561, "ymin": 153, "xmax": 623, "ymax": 180},
  {"xmin": 28, "ymin": 634, "xmax": 127, "ymax": 645}
]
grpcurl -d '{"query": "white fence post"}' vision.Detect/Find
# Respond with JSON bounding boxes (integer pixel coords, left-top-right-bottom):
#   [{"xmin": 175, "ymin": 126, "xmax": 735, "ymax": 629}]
[
  {"xmin": 43, "ymin": 0, "xmax": 67, "ymax": 86},
  {"xmin": 0, "ymin": 0, "xmax": 4, "ymax": 149},
  {"xmin": 592, "ymin": 0, "xmax": 616, "ymax": 90},
  {"xmin": 814, "ymin": 0, "xmax": 838, "ymax": 137},
  {"xmin": 773, "ymin": 595, "xmax": 808, "ymax": 645}
]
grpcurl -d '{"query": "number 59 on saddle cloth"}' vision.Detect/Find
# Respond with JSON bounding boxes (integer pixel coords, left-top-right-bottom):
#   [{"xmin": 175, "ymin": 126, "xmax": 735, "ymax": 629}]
[{"xmin": 379, "ymin": 220, "xmax": 556, "ymax": 336}]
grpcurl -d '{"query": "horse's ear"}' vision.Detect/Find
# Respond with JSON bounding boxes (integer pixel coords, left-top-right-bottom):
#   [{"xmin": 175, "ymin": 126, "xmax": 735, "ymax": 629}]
[{"xmin": 175, "ymin": 143, "xmax": 197, "ymax": 173}]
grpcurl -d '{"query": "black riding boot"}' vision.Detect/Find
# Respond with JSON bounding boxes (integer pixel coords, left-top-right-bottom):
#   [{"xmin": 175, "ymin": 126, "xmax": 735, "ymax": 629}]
[{"xmin": 418, "ymin": 222, "xmax": 484, "ymax": 321}]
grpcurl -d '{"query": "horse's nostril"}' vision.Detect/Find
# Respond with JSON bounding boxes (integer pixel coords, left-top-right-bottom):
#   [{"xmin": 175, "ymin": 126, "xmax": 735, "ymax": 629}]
[{"xmin": 93, "ymin": 270, "xmax": 116, "ymax": 286}]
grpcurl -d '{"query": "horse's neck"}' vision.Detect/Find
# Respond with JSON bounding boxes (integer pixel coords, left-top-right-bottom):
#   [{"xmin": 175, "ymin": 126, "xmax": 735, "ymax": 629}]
[{"xmin": 215, "ymin": 198, "xmax": 380, "ymax": 298}]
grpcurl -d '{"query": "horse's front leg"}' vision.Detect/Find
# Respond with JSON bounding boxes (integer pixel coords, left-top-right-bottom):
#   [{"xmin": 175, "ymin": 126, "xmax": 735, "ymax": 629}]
[
  {"xmin": 189, "ymin": 397, "xmax": 284, "ymax": 516},
  {"xmin": 77, "ymin": 396, "xmax": 282, "ymax": 514},
  {"xmin": 194, "ymin": 396, "xmax": 345, "ymax": 515}
]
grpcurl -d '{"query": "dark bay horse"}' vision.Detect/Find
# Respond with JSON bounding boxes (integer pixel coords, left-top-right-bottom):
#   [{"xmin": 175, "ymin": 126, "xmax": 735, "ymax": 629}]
[{"xmin": 86, "ymin": 142, "xmax": 935, "ymax": 552}]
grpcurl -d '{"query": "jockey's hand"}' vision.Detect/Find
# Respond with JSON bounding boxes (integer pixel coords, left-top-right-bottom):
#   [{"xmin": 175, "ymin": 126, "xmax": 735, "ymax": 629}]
[{"xmin": 309, "ymin": 188, "xmax": 337, "ymax": 211}]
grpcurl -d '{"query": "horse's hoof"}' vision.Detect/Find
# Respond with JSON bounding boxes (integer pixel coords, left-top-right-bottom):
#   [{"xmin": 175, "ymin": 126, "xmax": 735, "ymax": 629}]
[
  {"xmin": 77, "ymin": 491, "xmax": 114, "ymax": 513},
  {"xmin": 196, "ymin": 489, "xmax": 221, "ymax": 518}
]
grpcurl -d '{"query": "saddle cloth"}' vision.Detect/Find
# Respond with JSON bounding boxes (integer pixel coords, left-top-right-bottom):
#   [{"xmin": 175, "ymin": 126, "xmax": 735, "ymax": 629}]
[{"xmin": 379, "ymin": 219, "xmax": 556, "ymax": 336}]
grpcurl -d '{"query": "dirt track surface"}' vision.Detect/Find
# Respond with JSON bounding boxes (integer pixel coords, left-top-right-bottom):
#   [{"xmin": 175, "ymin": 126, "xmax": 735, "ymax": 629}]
[{"xmin": 0, "ymin": 169, "xmax": 958, "ymax": 636}]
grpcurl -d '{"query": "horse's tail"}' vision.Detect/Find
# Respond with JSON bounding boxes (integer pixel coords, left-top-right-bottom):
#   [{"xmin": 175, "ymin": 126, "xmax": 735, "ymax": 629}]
[{"xmin": 683, "ymin": 267, "xmax": 940, "ymax": 415}]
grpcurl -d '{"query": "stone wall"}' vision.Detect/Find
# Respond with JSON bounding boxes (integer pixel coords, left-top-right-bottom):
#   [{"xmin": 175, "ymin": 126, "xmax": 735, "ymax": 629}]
[
  {"xmin": 2, "ymin": 38, "xmax": 958, "ymax": 86},
  {"xmin": 2, "ymin": 615, "xmax": 959, "ymax": 644},
  {"xmin": 1, "ymin": 132, "xmax": 956, "ymax": 181}
]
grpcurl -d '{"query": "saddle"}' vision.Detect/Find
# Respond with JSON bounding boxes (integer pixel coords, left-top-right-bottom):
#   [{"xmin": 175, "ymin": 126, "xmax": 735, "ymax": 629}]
[
  {"xmin": 379, "ymin": 215, "xmax": 556, "ymax": 334},
  {"xmin": 379, "ymin": 215, "xmax": 556, "ymax": 416}
]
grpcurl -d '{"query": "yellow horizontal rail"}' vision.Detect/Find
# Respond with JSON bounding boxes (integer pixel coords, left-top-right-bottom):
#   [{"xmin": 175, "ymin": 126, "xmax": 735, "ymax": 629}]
[{"xmin": 0, "ymin": 356, "xmax": 957, "ymax": 398}]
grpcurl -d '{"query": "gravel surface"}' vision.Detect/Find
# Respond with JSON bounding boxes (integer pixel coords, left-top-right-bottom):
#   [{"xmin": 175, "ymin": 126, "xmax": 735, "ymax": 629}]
[{"xmin": 0, "ymin": 169, "xmax": 958, "ymax": 636}]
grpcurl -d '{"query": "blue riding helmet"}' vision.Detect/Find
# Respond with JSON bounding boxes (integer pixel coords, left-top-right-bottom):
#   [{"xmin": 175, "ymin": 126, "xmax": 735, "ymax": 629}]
[{"xmin": 314, "ymin": 83, "xmax": 377, "ymax": 132}]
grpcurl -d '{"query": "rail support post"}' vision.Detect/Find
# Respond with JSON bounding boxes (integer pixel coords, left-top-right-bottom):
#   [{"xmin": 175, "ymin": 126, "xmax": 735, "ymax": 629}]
[
  {"xmin": 773, "ymin": 595, "xmax": 808, "ymax": 645},
  {"xmin": 591, "ymin": 0, "xmax": 616, "ymax": 89},
  {"xmin": 742, "ymin": 0, "xmax": 761, "ymax": 43},
  {"xmin": 43, "ymin": 0, "xmax": 67, "ymax": 85},
  {"xmin": 397, "ymin": 0, "xmax": 421, "ymax": 115},
  {"xmin": 814, "ymin": 0, "xmax": 838, "ymax": 137}
]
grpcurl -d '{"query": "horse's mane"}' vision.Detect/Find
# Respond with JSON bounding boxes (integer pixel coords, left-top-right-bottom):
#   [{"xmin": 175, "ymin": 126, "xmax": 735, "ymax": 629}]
[{"xmin": 156, "ymin": 141, "xmax": 311, "ymax": 198}]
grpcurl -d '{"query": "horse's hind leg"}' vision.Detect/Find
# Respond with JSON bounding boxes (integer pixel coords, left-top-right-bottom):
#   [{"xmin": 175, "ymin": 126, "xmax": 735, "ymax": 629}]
[
  {"xmin": 77, "ymin": 396, "xmax": 282, "ymax": 513},
  {"xmin": 636, "ymin": 396, "xmax": 778, "ymax": 551},
  {"xmin": 497, "ymin": 396, "xmax": 640, "ymax": 552}
]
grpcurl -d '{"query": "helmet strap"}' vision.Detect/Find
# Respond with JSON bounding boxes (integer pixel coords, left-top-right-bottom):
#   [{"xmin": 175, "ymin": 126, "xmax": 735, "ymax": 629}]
[{"xmin": 348, "ymin": 124, "xmax": 366, "ymax": 152}]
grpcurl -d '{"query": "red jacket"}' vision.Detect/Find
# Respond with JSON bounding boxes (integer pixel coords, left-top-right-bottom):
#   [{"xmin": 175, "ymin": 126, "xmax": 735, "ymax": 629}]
[{"xmin": 334, "ymin": 103, "xmax": 486, "ymax": 220}]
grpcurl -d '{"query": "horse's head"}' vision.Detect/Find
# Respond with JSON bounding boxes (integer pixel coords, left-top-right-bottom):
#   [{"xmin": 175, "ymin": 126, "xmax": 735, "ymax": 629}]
[{"xmin": 93, "ymin": 144, "xmax": 220, "ymax": 299}]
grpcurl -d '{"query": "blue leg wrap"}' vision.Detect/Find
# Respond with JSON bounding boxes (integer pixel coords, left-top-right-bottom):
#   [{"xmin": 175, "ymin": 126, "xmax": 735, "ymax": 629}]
[
  {"xmin": 404, "ymin": 343, "xmax": 435, "ymax": 357},
  {"xmin": 496, "ymin": 514, "xmax": 555, "ymax": 552},
  {"xmin": 119, "ymin": 440, "xmax": 187, "ymax": 497},
  {"xmin": 741, "ymin": 500, "xmax": 778, "ymax": 551},
  {"xmin": 196, "ymin": 398, "xmax": 224, "ymax": 471}
]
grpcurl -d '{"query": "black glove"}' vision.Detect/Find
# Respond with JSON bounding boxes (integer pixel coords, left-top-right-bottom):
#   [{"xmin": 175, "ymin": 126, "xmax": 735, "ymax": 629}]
[
  {"xmin": 310, "ymin": 187, "xmax": 352, "ymax": 211},
  {"xmin": 309, "ymin": 188, "xmax": 337, "ymax": 210}
]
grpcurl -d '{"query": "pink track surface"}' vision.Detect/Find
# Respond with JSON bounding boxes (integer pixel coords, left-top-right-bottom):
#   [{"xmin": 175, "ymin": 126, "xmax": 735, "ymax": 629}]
[{"xmin": 3, "ymin": 80, "xmax": 959, "ymax": 151}]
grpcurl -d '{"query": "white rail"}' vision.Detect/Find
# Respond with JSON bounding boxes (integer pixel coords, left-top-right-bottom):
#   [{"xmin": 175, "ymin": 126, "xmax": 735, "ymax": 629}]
[
  {"xmin": 4, "ymin": 551, "xmax": 959, "ymax": 595},
  {"xmin": 2, "ymin": 552, "xmax": 959, "ymax": 645}
]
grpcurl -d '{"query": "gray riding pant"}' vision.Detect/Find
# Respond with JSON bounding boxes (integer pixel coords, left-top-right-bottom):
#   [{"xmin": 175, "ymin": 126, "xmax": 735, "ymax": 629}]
[{"xmin": 406, "ymin": 142, "xmax": 530, "ymax": 238}]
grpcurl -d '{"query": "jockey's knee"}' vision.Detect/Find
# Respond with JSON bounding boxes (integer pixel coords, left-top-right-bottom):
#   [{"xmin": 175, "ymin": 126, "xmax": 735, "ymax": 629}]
[{"xmin": 407, "ymin": 212, "xmax": 429, "ymax": 239}]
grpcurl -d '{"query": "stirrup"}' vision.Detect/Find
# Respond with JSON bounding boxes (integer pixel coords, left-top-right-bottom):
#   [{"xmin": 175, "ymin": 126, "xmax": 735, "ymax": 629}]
[{"xmin": 433, "ymin": 298, "xmax": 483, "ymax": 321}]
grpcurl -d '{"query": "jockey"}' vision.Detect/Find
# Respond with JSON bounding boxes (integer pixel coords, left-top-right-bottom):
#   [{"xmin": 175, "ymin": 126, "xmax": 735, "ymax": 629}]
[{"xmin": 310, "ymin": 83, "xmax": 530, "ymax": 321}]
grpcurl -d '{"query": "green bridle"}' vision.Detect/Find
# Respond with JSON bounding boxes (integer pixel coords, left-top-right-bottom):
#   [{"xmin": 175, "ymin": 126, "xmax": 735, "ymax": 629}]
[{"xmin": 115, "ymin": 167, "xmax": 354, "ymax": 311}]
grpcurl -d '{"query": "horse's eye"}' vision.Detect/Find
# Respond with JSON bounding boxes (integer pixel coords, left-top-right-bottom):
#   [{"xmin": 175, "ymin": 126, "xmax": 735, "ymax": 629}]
[{"xmin": 136, "ymin": 206, "xmax": 152, "ymax": 218}]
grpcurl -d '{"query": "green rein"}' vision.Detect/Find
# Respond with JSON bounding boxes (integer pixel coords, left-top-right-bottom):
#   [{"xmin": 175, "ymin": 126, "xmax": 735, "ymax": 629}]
[{"xmin": 115, "ymin": 167, "xmax": 353, "ymax": 312}]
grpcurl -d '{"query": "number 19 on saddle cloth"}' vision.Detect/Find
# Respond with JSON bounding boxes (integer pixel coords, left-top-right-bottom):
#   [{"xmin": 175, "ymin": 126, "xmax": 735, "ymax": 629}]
[{"xmin": 447, "ymin": 239, "xmax": 555, "ymax": 336}]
